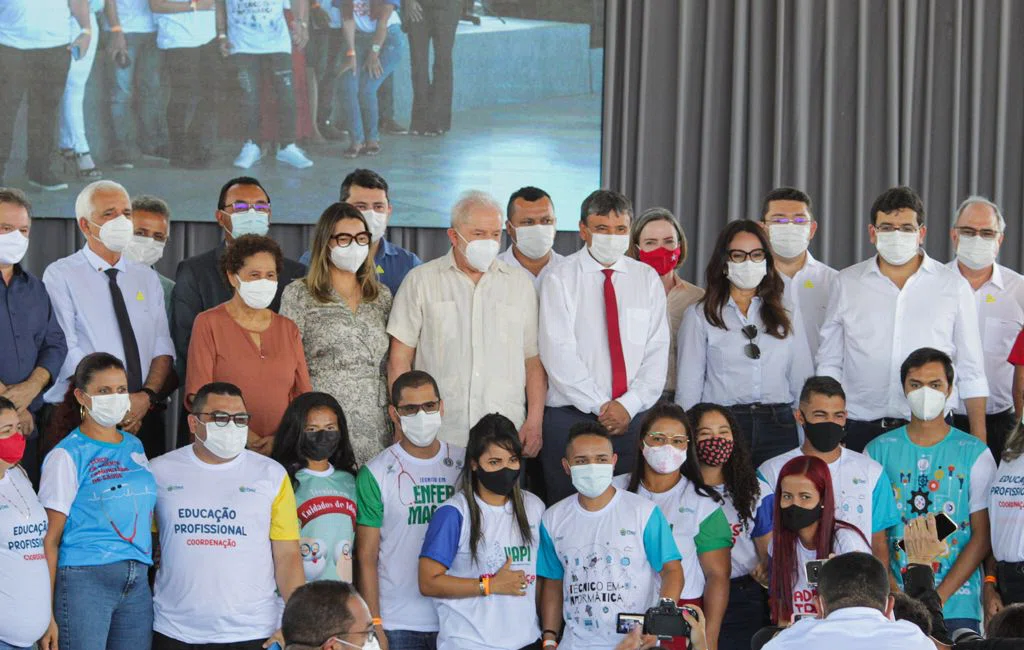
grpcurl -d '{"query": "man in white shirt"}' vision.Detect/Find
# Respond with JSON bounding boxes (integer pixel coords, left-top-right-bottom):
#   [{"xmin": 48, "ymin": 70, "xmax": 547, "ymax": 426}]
[
  {"xmin": 387, "ymin": 190, "xmax": 544, "ymax": 450},
  {"xmin": 497, "ymin": 186, "xmax": 565, "ymax": 290},
  {"xmin": 946, "ymin": 196, "xmax": 1024, "ymax": 462},
  {"xmin": 760, "ymin": 187, "xmax": 837, "ymax": 358},
  {"xmin": 816, "ymin": 185, "xmax": 988, "ymax": 452},
  {"xmin": 282, "ymin": 581, "xmax": 377, "ymax": 650},
  {"xmin": 762, "ymin": 552, "xmax": 935, "ymax": 649},
  {"xmin": 538, "ymin": 189, "xmax": 669, "ymax": 503},
  {"xmin": 42, "ymin": 180, "xmax": 174, "ymax": 457}
]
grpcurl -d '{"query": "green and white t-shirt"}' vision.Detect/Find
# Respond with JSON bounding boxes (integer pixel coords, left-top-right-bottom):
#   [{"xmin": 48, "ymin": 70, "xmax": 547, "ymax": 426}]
[
  {"xmin": 294, "ymin": 466, "xmax": 357, "ymax": 582},
  {"xmin": 356, "ymin": 442, "xmax": 465, "ymax": 632}
]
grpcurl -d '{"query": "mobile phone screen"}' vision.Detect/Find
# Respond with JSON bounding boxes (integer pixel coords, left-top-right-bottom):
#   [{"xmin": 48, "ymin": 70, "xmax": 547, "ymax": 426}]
[
  {"xmin": 616, "ymin": 613, "xmax": 645, "ymax": 634},
  {"xmin": 897, "ymin": 512, "xmax": 958, "ymax": 551}
]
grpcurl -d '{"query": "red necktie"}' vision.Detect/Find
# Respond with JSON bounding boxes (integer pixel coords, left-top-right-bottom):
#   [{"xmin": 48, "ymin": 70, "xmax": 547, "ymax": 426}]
[{"xmin": 602, "ymin": 269, "xmax": 627, "ymax": 398}]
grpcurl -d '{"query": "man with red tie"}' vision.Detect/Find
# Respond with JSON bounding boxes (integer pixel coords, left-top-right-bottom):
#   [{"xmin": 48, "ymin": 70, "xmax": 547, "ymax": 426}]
[{"xmin": 537, "ymin": 190, "xmax": 670, "ymax": 504}]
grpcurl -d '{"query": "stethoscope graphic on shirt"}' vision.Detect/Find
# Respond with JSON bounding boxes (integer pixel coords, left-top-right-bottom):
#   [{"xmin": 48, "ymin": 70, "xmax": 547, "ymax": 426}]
[
  {"xmin": 87, "ymin": 473, "xmax": 156, "ymax": 550},
  {"xmin": 388, "ymin": 446, "xmax": 461, "ymax": 506}
]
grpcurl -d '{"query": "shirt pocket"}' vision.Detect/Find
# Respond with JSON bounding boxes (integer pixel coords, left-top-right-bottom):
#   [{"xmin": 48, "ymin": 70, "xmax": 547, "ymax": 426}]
[
  {"xmin": 984, "ymin": 317, "xmax": 1021, "ymax": 360},
  {"xmin": 624, "ymin": 307, "xmax": 650, "ymax": 346},
  {"xmin": 423, "ymin": 300, "xmax": 457, "ymax": 360}
]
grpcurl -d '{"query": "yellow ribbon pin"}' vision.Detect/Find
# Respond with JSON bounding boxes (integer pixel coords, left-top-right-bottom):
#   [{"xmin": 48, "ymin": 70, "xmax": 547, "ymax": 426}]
[
  {"xmin": 986, "ymin": 294, "xmax": 996, "ymax": 303},
  {"xmin": 136, "ymin": 291, "xmax": 145, "ymax": 301},
  {"xmin": 803, "ymin": 280, "xmax": 815, "ymax": 289},
  {"xmin": 376, "ymin": 264, "xmax": 384, "ymax": 275}
]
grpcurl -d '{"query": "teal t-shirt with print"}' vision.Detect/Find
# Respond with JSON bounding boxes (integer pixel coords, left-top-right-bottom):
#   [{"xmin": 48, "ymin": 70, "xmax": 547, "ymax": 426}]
[{"xmin": 293, "ymin": 466, "xmax": 358, "ymax": 582}]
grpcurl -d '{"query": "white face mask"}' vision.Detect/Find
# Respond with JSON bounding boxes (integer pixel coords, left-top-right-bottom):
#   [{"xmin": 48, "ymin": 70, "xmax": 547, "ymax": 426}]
[
  {"xmin": 235, "ymin": 276, "xmax": 277, "ymax": 310},
  {"xmin": 768, "ymin": 224, "xmax": 811, "ymax": 259},
  {"xmin": 456, "ymin": 230, "xmax": 500, "ymax": 272},
  {"xmin": 330, "ymin": 242, "xmax": 369, "ymax": 273},
  {"xmin": 199, "ymin": 421, "xmax": 248, "ymax": 460},
  {"xmin": 0, "ymin": 230, "xmax": 29, "ymax": 265},
  {"xmin": 906, "ymin": 386, "xmax": 948, "ymax": 421},
  {"xmin": 399, "ymin": 410, "xmax": 443, "ymax": 447},
  {"xmin": 86, "ymin": 392, "xmax": 131, "ymax": 428},
  {"xmin": 570, "ymin": 463, "xmax": 614, "ymax": 498},
  {"xmin": 335, "ymin": 635, "xmax": 382, "ymax": 650},
  {"xmin": 726, "ymin": 259, "xmax": 767, "ymax": 290},
  {"xmin": 362, "ymin": 209, "xmax": 388, "ymax": 242},
  {"xmin": 91, "ymin": 215, "xmax": 134, "ymax": 253},
  {"xmin": 122, "ymin": 235, "xmax": 166, "ymax": 267},
  {"xmin": 956, "ymin": 235, "xmax": 998, "ymax": 270},
  {"xmin": 875, "ymin": 231, "xmax": 920, "ymax": 266},
  {"xmin": 642, "ymin": 443, "xmax": 687, "ymax": 475},
  {"xmin": 588, "ymin": 233, "xmax": 629, "ymax": 266},
  {"xmin": 230, "ymin": 209, "xmax": 270, "ymax": 237},
  {"xmin": 513, "ymin": 224, "xmax": 556, "ymax": 260}
]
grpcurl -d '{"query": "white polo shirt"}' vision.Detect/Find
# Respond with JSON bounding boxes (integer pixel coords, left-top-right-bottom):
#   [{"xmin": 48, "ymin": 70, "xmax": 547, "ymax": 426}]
[{"xmin": 762, "ymin": 607, "xmax": 936, "ymax": 649}]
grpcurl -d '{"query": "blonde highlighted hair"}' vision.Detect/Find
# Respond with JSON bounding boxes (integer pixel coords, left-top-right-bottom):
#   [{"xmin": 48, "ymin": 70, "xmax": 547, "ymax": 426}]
[{"xmin": 305, "ymin": 203, "xmax": 380, "ymax": 304}]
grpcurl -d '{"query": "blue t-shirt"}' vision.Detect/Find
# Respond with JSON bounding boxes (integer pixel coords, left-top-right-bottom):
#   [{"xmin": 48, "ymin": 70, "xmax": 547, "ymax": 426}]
[
  {"xmin": 39, "ymin": 428, "xmax": 158, "ymax": 567},
  {"xmin": 299, "ymin": 239, "xmax": 421, "ymax": 296},
  {"xmin": 865, "ymin": 426, "xmax": 997, "ymax": 622}
]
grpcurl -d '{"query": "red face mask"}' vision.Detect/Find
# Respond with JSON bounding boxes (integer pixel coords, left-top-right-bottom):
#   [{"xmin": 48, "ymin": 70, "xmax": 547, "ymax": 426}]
[
  {"xmin": 0, "ymin": 432, "xmax": 25, "ymax": 465},
  {"xmin": 638, "ymin": 247, "xmax": 681, "ymax": 276}
]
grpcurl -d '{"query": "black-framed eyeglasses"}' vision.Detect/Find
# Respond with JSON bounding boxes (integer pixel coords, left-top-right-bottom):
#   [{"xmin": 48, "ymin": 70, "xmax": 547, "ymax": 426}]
[
  {"xmin": 195, "ymin": 411, "xmax": 251, "ymax": 427},
  {"xmin": 224, "ymin": 201, "xmax": 271, "ymax": 213},
  {"xmin": 331, "ymin": 232, "xmax": 372, "ymax": 247},
  {"xmin": 955, "ymin": 226, "xmax": 1000, "ymax": 240},
  {"xmin": 741, "ymin": 324, "xmax": 761, "ymax": 360},
  {"xmin": 727, "ymin": 248, "xmax": 767, "ymax": 263},
  {"xmin": 764, "ymin": 216, "xmax": 811, "ymax": 225},
  {"xmin": 395, "ymin": 401, "xmax": 441, "ymax": 417}
]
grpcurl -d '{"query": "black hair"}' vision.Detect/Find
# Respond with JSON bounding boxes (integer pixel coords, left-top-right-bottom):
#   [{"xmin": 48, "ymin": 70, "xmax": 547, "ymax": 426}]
[
  {"xmin": 507, "ymin": 186, "xmax": 552, "ymax": 220},
  {"xmin": 271, "ymin": 392, "xmax": 358, "ymax": 487},
  {"xmin": 799, "ymin": 376, "xmax": 847, "ymax": 405},
  {"xmin": 47, "ymin": 352, "xmax": 127, "ymax": 450},
  {"xmin": 891, "ymin": 592, "xmax": 932, "ymax": 636},
  {"xmin": 459, "ymin": 413, "xmax": 533, "ymax": 562},
  {"xmin": 217, "ymin": 176, "xmax": 269, "ymax": 211},
  {"xmin": 988, "ymin": 603, "xmax": 1024, "ymax": 639},
  {"xmin": 282, "ymin": 580, "xmax": 360, "ymax": 648},
  {"xmin": 390, "ymin": 370, "xmax": 440, "ymax": 406},
  {"xmin": 899, "ymin": 347, "xmax": 955, "ymax": 388},
  {"xmin": 340, "ymin": 168, "xmax": 389, "ymax": 203},
  {"xmin": 579, "ymin": 189, "xmax": 632, "ymax": 226},
  {"xmin": 686, "ymin": 403, "xmax": 760, "ymax": 529},
  {"xmin": 627, "ymin": 402, "xmax": 722, "ymax": 504},
  {"xmin": 761, "ymin": 187, "xmax": 812, "ymax": 219},
  {"xmin": 220, "ymin": 234, "xmax": 284, "ymax": 280},
  {"xmin": 191, "ymin": 382, "xmax": 245, "ymax": 415},
  {"xmin": 0, "ymin": 396, "xmax": 15, "ymax": 415},
  {"xmin": 817, "ymin": 552, "xmax": 889, "ymax": 612},
  {"xmin": 565, "ymin": 420, "xmax": 612, "ymax": 455},
  {"xmin": 869, "ymin": 186, "xmax": 925, "ymax": 226}
]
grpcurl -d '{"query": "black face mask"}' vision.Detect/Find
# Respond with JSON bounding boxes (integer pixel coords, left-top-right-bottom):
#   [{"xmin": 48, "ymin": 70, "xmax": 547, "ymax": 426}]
[
  {"xmin": 780, "ymin": 503, "xmax": 824, "ymax": 532},
  {"xmin": 475, "ymin": 466, "xmax": 520, "ymax": 497},
  {"xmin": 803, "ymin": 418, "xmax": 846, "ymax": 453},
  {"xmin": 300, "ymin": 428, "xmax": 341, "ymax": 462}
]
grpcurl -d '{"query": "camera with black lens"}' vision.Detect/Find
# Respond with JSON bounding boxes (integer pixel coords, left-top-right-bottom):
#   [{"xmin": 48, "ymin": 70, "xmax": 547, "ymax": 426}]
[{"xmin": 616, "ymin": 598, "xmax": 697, "ymax": 640}]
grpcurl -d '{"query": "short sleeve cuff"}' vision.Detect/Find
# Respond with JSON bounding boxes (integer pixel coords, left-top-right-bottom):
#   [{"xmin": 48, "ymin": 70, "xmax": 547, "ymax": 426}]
[{"xmin": 957, "ymin": 377, "xmax": 990, "ymax": 400}]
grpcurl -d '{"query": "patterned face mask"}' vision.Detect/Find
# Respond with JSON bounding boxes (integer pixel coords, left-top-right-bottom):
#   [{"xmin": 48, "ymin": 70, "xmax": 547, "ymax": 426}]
[{"xmin": 695, "ymin": 436, "xmax": 734, "ymax": 466}]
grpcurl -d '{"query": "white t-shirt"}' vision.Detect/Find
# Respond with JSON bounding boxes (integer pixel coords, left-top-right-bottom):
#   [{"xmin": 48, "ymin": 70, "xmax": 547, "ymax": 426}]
[
  {"xmin": 150, "ymin": 447, "xmax": 300, "ymax": 644},
  {"xmin": 225, "ymin": 0, "xmax": 292, "ymax": 55},
  {"xmin": 0, "ymin": 467, "xmax": 51, "ymax": 648},
  {"xmin": 351, "ymin": 0, "xmax": 401, "ymax": 33},
  {"xmin": 710, "ymin": 481, "xmax": 774, "ymax": 578},
  {"xmin": 154, "ymin": 0, "xmax": 216, "ymax": 49},
  {"xmin": 356, "ymin": 442, "xmax": 465, "ymax": 632},
  {"xmin": 988, "ymin": 455, "xmax": 1024, "ymax": 562},
  {"xmin": 0, "ymin": 0, "xmax": 72, "ymax": 49},
  {"xmin": 420, "ymin": 491, "xmax": 546, "ymax": 650},
  {"xmin": 774, "ymin": 527, "xmax": 870, "ymax": 618},
  {"xmin": 105, "ymin": 0, "xmax": 155, "ymax": 33}
]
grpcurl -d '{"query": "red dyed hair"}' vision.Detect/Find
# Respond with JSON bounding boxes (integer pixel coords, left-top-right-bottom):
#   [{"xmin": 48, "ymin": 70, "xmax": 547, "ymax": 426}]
[{"xmin": 768, "ymin": 455, "xmax": 867, "ymax": 624}]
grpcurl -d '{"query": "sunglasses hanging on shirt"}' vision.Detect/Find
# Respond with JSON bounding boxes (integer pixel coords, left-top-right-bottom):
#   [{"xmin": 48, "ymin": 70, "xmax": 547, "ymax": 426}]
[{"xmin": 742, "ymin": 324, "xmax": 761, "ymax": 359}]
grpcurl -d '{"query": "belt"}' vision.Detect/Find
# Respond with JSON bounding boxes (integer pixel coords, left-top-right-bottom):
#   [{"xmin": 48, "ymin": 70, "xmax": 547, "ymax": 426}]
[
  {"xmin": 997, "ymin": 561, "xmax": 1024, "ymax": 577},
  {"xmin": 867, "ymin": 417, "xmax": 908, "ymax": 429},
  {"xmin": 733, "ymin": 402, "xmax": 789, "ymax": 412}
]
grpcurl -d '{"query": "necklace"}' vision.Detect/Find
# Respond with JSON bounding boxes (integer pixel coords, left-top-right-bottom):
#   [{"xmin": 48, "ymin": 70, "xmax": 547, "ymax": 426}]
[{"xmin": 0, "ymin": 473, "xmax": 33, "ymax": 519}]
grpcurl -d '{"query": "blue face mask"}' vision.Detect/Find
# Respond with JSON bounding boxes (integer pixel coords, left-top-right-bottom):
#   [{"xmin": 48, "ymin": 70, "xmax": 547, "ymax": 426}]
[{"xmin": 230, "ymin": 209, "xmax": 270, "ymax": 237}]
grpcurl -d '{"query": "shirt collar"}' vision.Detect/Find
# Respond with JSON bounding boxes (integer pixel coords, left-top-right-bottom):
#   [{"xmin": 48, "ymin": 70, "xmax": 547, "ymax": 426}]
[
  {"xmin": 820, "ymin": 607, "xmax": 888, "ymax": 623},
  {"xmin": 443, "ymin": 248, "xmax": 508, "ymax": 275},
  {"xmin": 376, "ymin": 238, "xmax": 396, "ymax": 259},
  {"xmin": 863, "ymin": 250, "xmax": 935, "ymax": 278},
  {"xmin": 946, "ymin": 258, "xmax": 1004, "ymax": 289},
  {"xmin": 81, "ymin": 244, "xmax": 126, "ymax": 273},
  {"xmin": 578, "ymin": 247, "xmax": 628, "ymax": 274}
]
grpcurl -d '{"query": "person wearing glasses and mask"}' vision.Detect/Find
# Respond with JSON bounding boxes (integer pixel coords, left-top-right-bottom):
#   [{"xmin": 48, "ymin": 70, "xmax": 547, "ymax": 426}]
[
  {"xmin": 676, "ymin": 220, "xmax": 813, "ymax": 468},
  {"xmin": 817, "ymin": 186, "xmax": 989, "ymax": 452},
  {"xmin": 150, "ymin": 382, "xmax": 304, "ymax": 650},
  {"xmin": 356, "ymin": 370, "xmax": 465, "ymax": 650},
  {"xmin": 282, "ymin": 581, "xmax": 382, "ymax": 650},
  {"xmin": 497, "ymin": 186, "xmax": 564, "ymax": 290},
  {"xmin": 186, "ymin": 235, "xmax": 312, "ymax": 455}
]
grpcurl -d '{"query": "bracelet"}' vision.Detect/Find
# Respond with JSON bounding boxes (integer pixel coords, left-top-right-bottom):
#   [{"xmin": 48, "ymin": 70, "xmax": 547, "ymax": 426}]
[
  {"xmin": 217, "ymin": 33, "xmax": 227, "ymax": 39},
  {"xmin": 371, "ymin": 617, "xmax": 383, "ymax": 627},
  {"xmin": 985, "ymin": 575, "xmax": 998, "ymax": 585},
  {"xmin": 110, "ymin": 25, "xmax": 123, "ymax": 33},
  {"xmin": 483, "ymin": 575, "xmax": 491, "ymax": 596},
  {"xmin": 478, "ymin": 577, "xmax": 485, "ymax": 595},
  {"xmin": 346, "ymin": 49, "xmax": 356, "ymax": 56},
  {"xmin": 542, "ymin": 641, "xmax": 557, "ymax": 649}
]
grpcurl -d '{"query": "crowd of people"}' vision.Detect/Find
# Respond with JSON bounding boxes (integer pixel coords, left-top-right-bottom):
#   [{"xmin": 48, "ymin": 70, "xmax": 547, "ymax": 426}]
[
  {"xmin": 3, "ymin": 169, "xmax": 1024, "ymax": 650},
  {"xmin": 0, "ymin": 0, "xmax": 460, "ymax": 191}
]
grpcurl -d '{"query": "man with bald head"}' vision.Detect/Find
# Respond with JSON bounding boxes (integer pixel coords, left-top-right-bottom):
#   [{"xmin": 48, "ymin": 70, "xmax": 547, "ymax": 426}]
[
  {"xmin": 42, "ymin": 180, "xmax": 174, "ymax": 457},
  {"xmin": 387, "ymin": 190, "xmax": 544, "ymax": 450},
  {"xmin": 948, "ymin": 196, "xmax": 1024, "ymax": 461}
]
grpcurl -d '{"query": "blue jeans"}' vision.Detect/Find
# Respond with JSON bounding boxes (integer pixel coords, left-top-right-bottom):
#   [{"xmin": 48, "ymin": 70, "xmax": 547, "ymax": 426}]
[
  {"xmin": 944, "ymin": 617, "xmax": 980, "ymax": 636},
  {"xmin": 729, "ymin": 403, "xmax": 799, "ymax": 469},
  {"xmin": 55, "ymin": 560, "xmax": 153, "ymax": 650},
  {"xmin": 342, "ymin": 24, "xmax": 403, "ymax": 144},
  {"xmin": 0, "ymin": 641, "xmax": 31, "ymax": 650},
  {"xmin": 719, "ymin": 576, "xmax": 769, "ymax": 650},
  {"xmin": 385, "ymin": 630, "xmax": 437, "ymax": 650},
  {"xmin": 109, "ymin": 31, "xmax": 168, "ymax": 158}
]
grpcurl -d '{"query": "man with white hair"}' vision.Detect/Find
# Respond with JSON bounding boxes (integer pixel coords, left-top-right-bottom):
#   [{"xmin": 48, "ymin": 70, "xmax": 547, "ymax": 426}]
[
  {"xmin": 948, "ymin": 196, "xmax": 1024, "ymax": 462},
  {"xmin": 386, "ymin": 190, "xmax": 544, "ymax": 449},
  {"xmin": 41, "ymin": 180, "xmax": 174, "ymax": 455}
]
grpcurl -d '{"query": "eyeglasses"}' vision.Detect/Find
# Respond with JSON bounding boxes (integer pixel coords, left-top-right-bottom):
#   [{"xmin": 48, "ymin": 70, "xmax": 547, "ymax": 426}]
[
  {"xmin": 765, "ymin": 216, "xmax": 811, "ymax": 225},
  {"xmin": 874, "ymin": 223, "xmax": 919, "ymax": 234},
  {"xmin": 195, "ymin": 411, "xmax": 251, "ymax": 427},
  {"xmin": 395, "ymin": 401, "xmax": 441, "ymax": 417},
  {"xmin": 955, "ymin": 226, "xmax": 1001, "ymax": 240},
  {"xmin": 330, "ymin": 232, "xmax": 372, "ymax": 247},
  {"xmin": 645, "ymin": 432, "xmax": 689, "ymax": 448},
  {"xmin": 741, "ymin": 324, "xmax": 760, "ymax": 360},
  {"xmin": 728, "ymin": 248, "xmax": 766, "ymax": 263},
  {"xmin": 224, "ymin": 201, "xmax": 270, "ymax": 213}
]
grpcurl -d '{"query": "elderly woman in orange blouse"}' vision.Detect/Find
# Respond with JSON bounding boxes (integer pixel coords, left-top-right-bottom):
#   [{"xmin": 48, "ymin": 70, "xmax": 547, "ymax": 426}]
[{"xmin": 185, "ymin": 235, "xmax": 312, "ymax": 454}]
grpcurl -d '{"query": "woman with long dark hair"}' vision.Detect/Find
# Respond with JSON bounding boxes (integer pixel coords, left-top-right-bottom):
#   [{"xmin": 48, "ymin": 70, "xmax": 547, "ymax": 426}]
[
  {"xmin": 689, "ymin": 403, "xmax": 773, "ymax": 650},
  {"xmin": 617, "ymin": 402, "xmax": 732, "ymax": 650},
  {"xmin": 769, "ymin": 455, "xmax": 870, "ymax": 624},
  {"xmin": 675, "ymin": 220, "xmax": 813, "ymax": 467},
  {"xmin": 271, "ymin": 392, "xmax": 359, "ymax": 583},
  {"xmin": 418, "ymin": 413, "xmax": 545, "ymax": 650}
]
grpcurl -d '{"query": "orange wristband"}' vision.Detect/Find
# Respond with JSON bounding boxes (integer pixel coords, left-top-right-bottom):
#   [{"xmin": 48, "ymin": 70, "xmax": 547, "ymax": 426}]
[
  {"xmin": 372, "ymin": 617, "xmax": 383, "ymax": 626},
  {"xmin": 110, "ymin": 25, "xmax": 124, "ymax": 32},
  {"xmin": 985, "ymin": 575, "xmax": 998, "ymax": 585},
  {"xmin": 483, "ymin": 575, "xmax": 491, "ymax": 596}
]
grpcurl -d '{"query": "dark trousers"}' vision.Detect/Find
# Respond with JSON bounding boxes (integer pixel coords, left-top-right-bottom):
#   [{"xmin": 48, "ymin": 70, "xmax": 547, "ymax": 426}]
[
  {"xmin": 233, "ymin": 52, "xmax": 296, "ymax": 144},
  {"xmin": 719, "ymin": 576, "xmax": 769, "ymax": 650},
  {"xmin": 164, "ymin": 41, "xmax": 219, "ymax": 163},
  {"xmin": 138, "ymin": 407, "xmax": 167, "ymax": 460},
  {"xmin": 406, "ymin": 0, "xmax": 460, "ymax": 132},
  {"xmin": 952, "ymin": 409, "xmax": 1016, "ymax": 463},
  {"xmin": 153, "ymin": 632, "xmax": 264, "ymax": 650},
  {"xmin": 539, "ymin": 405, "xmax": 645, "ymax": 505},
  {"xmin": 308, "ymin": 27, "xmax": 345, "ymax": 125},
  {"xmin": 996, "ymin": 562, "xmax": 1024, "ymax": 606},
  {"xmin": 0, "ymin": 44, "xmax": 70, "ymax": 180},
  {"xmin": 729, "ymin": 404, "xmax": 799, "ymax": 469},
  {"xmin": 843, "ymin": 417, "xmax": 909, "ymax": 453}
]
